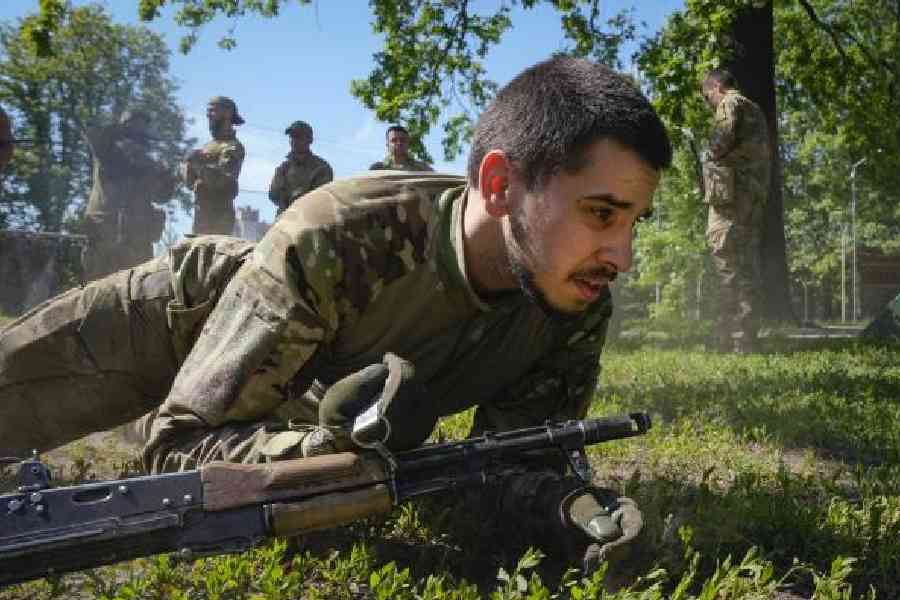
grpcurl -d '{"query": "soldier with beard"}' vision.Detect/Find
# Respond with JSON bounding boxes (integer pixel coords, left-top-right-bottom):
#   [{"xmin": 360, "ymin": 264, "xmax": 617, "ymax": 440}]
[
  {"xmin": 268, "ymin": 120, "xmax": 333, "ymax": 215},
  {"xmin": 82, "ymin": 110, "xmax": 176, "ymax": 280},
  {"xmin": 184, "ymin": 96, "xmax": 246, "ymax": 235},
  {"xmin": 1, "ymin": 57, "xmax": 671, "ymax": 576}
]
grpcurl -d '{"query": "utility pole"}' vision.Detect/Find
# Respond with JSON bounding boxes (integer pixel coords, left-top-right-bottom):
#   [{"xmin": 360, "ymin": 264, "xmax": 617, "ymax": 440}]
[
  {"xmin": 841, "ymin": 224, "xmax": 847, "ymax": 323},
  {"xmin": 850, "ymin": 157, "xmax": 866, "ymax": 322}
]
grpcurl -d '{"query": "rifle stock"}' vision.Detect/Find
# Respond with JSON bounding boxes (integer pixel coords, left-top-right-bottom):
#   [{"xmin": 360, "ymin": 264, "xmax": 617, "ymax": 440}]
[{"xmin": 0, "ymin": 413, "xmax": 650, "ymax": 586}]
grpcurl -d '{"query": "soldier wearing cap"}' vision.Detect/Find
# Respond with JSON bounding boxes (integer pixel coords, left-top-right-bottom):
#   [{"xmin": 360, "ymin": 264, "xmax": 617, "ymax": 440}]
[
  {"xmin": 184, "ymin": 96, "xmax": 246, "ymax": 235},
  {"xmin": 268, "ymin": 120, "xmax": 333, "ymax": 215},
  {"xmin": 82, "ymin": 109, "xmax": 176, "ymax": 280},
  {"xmin": 369, "ymin": 125, "xmax": 433, "ymax": 172}
]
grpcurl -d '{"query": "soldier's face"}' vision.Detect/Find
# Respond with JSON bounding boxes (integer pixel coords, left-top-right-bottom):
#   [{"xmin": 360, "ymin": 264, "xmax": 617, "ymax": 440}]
[
  {"xmin": 290, "ymin": 132, "xmax": 311, "ymax": 153},
  {"xmin": 505, "ymin": 138, "xmax": 658, "ymax": 316},
  {"xmin": 387, "ymin": 130, "xmax": 410, "ymax": 159},
  {"xmin": 207, "ymin": 102, "xmax": 231, "ymax": 133}
]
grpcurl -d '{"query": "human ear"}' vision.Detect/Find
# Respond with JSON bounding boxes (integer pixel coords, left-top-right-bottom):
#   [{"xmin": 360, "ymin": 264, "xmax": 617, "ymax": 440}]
[{"xmin": 478, "ymin": 150, "xmax": 512, "ymax": 218}]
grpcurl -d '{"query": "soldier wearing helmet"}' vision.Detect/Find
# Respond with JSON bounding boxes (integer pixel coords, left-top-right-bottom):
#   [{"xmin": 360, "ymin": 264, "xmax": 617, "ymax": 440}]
[
  {"xmin": 268, "ymin": 120, "xmax": 333, "ymax": 215},
  {"xmin": 184, "ymin": 96, "xmax": 246, "ymax": 234}
]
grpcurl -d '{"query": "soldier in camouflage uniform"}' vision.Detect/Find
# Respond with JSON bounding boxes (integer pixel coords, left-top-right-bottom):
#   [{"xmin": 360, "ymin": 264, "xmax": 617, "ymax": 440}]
[
  {"xmin": 369, "ymin": 125, "xmax": 433, "ymax": 172},
  {"xmin": 184, "ymin": 96, "xmax": 245, "ymax": 235},
  {"xmin": 82, "ymin": 110, "xmax": 176, "ymax": 280},
  {"xmin": 268, "ymin": 120, "xmax": 333, "ymax": 215},
  {"xmin": 701, "ymin": 70, "xmax": 771, "ymax": 353},
  {"xmin": 0, "ymin": 57, "xmax": 671, "ymax": 573}
]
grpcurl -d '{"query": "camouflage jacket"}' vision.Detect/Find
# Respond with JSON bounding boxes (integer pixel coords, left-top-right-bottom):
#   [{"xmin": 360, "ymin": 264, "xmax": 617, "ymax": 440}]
[
  {"xmin": 84, "ymin": 125, "xmax": 175, "ymax": 218},
  {"xmin": 144, "ymin": 172, "xmax": 612, "ymax": 472},
  {"xmin": 703, "ymin": 89, "xmax": 770, "ymax": 234},
  {"xmin": 268, "ymin": 150, "xmax": 334, "ymax": 213},
  {"xmin": 183, "ymin": 132, "xmax": 245, "ymax": 205},
  {"xmin": 369, "ymin": 155, "xmax": 434, "ymax": 172}
]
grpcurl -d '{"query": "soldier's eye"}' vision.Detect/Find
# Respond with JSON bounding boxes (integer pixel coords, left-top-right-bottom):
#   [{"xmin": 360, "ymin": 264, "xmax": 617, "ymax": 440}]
[{"xmin": 590, "ymin": 207, "xmax": 613, "ymax": 223}]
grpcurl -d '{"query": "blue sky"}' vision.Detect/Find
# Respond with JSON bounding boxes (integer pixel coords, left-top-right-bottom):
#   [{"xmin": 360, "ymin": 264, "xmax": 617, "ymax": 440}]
[{"xmin": 1, "ymin": 0, "xmax": 683, "ymax": 237}]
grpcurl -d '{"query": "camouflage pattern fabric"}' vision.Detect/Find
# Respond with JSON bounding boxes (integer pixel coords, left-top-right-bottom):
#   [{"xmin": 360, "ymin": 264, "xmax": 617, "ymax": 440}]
[
  {"xmin": 0, "ymin": 172, "xmax": 613, "ymax": 544},
  {"xmin": 83, "ymin": 124, "xmax": 175, "ymax": 280},
  {"xmin": 268, "ymin": 150, "xmax": 334, "ymax": 214},
  {"xmin": 862, "ymin": 291, "xmax": 900, "ymax": 341},
  {"xmin": 0, "ymin": 235, "xmax": 254, "ymax": 457},
  {"xmin": 703, "ymin": 89, "xmax": 770, "ymax": 350},
  {"xmin": 184, "ymin": 132, "xmax": 245, "ymax": 235},
  {"xmin": 369, "ymin": 155, "xmax": 434, "ymax": 172},
  {"xmin": 142, "ymin": 171, "xmax": 611, "ymax": 473}
]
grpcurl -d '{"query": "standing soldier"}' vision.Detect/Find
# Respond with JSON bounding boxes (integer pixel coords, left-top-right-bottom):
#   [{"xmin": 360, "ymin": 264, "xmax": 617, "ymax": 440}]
[
  {"xmin": 184, "ymin": 96, "xmax": 245, "ymax": 235},
  {"xmin": 701, "ymin": 70, "xmax": 770, "ymax": 353},
  {"xmin": 268, "ymin": 120, "xmax": 333, "ymax": 215},
  {"xmin": 369, "ymin": 125, "xmax": 433, "ymax": 171},
  {"xmin": 83, "ymin": 110, "xmax": 175, "ymax": 280}
]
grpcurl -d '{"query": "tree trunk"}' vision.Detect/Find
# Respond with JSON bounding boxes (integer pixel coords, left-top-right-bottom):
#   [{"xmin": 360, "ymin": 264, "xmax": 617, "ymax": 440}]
[{"xmin": 726, "ymin": 1, "xmax": 796, "ymax": 323}]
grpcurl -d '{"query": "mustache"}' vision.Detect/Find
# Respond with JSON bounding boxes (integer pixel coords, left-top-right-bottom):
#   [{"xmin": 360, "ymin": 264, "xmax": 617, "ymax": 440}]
[{"xmin": 572, "ymin": 265, "xmax": 618, "ymax": 283}]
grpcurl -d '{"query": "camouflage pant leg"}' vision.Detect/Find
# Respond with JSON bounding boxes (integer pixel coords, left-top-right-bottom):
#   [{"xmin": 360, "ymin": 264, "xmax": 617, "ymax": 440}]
[
  {"xmin": 193, "ymin": 194, "xmax": 236, "ymax": 235},
  {"xmin": 709, "ymin": 226, "xmax": 758, "ymax": 344},
  {"xmin": 0, "ymin": 257, "xmax": 178, "ymax": 457}
]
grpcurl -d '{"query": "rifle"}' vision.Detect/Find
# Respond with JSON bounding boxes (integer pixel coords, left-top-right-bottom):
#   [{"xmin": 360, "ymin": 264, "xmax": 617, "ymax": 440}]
[{"xmin": 0, "ymin": 412, "xmax": 650, "ymax": 587}]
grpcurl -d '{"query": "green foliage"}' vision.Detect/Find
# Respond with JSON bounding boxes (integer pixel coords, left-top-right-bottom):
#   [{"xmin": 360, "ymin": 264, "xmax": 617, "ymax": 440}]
[
  {"xmin": 89, "ymin": 1, "xmax": 640, "ymax": 163},
  {"xmin": 0, "ymin": 3, "xmax": 192, "ymax": 231},
  {"xmin": 5, "ymin": 341, "xmax": 898, "ymax": 599}
]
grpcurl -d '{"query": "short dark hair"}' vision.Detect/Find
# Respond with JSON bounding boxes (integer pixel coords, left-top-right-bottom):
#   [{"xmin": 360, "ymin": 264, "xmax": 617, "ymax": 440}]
[
  {"xmin": 386, "ymin": 125, "xmax": 409, "ymax": 140},
  {"xmin": 467, "ymin": 56, "xmax": 672, "ymax": 189},
  {"xmin": 704, "ymin": 69, "xmax": 738, "ymax": 90}
]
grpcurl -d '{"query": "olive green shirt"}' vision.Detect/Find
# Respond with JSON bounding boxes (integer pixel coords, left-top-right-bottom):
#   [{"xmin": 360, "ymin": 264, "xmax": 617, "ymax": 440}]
[
  {"xmin": 268, "ymin": 150, "xmax": 334, "ymax": 213},
  {"xmin": 145, "ymin": 172, "xmax": 611, "ymax": 472},
  {"xmin": 369, "ymin": 155, "xmax": 434, "ymax": 172}
]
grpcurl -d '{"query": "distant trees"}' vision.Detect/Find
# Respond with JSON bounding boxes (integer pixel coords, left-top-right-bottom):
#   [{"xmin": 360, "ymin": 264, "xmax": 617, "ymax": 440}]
[{"xmin": 0, "ymin": 3, "xmax": 192, "ymax": 231}]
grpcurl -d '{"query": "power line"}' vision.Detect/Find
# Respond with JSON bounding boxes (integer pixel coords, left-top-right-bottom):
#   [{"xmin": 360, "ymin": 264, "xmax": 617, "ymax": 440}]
[{"xmin": 240, "ymin": 122, "xmax": 385, "ymax": 157}]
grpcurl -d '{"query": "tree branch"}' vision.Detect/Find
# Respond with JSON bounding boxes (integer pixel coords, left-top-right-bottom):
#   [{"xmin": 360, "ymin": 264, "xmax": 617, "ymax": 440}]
[{"xmin": 797, "ymin": 0, "xmax": 894, "ymax": 79}]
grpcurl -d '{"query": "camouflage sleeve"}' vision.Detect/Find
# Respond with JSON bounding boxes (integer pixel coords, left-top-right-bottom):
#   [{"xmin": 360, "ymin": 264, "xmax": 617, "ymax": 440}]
[
  {"xmin": 142, "ymin": 209, "xmax": 344, "ymax": 473},
  {"xmin": 708, "ymin": 94, "xmax": 742, "ymax": 163},
  {"xmin": 268, "ymin": 162, "xmax": 287, "ymax": 209},
  {"xmin": 196, "ymin": 141, "xmax": 244, "ymax": 197}
]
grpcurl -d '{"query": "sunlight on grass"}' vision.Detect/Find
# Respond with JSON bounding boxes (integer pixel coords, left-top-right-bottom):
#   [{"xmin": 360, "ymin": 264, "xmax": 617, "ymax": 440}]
[{"xmin": 3, "ymin": 341, "xmax": 897, "ymax": 599}]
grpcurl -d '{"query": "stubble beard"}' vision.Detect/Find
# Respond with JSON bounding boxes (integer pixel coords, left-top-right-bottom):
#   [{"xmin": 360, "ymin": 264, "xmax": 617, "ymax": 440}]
[
  {"xmin": 506, "ymin": 208, "xmax": 582, "ymax": 324},
  {"xmin": 209, "ymin": 118, "xmax": 228, "ymax": 140}
]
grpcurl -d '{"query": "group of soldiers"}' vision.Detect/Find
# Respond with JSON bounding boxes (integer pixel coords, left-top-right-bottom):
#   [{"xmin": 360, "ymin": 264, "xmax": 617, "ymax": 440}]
[
  {"xmin": 1, "ymin": 58, "xmax": 772, "ymax": 575},
  {"xmin": 76, "ymin": 95, "xmax": 436, "ymax": 281}
]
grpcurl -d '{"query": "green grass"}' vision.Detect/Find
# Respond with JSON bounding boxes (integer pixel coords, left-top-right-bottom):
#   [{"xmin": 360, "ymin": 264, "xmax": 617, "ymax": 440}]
[{"xmin": 2, "ymin": 340, "xmax": 897, "ymax": 599}]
